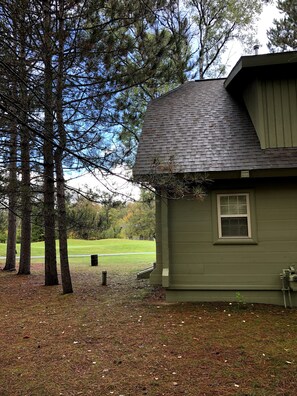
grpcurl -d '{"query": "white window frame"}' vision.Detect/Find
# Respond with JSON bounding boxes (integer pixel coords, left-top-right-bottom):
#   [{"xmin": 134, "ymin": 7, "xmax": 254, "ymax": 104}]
[{"xmin": 217, "ymin": 193, "xmax": 251, "ymax": 239}]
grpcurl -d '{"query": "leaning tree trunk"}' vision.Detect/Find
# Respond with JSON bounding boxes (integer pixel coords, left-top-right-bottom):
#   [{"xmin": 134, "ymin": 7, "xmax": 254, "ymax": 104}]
[
  {"xmin": 55, "ymin": 0, "xmax": 73, "ymax": 294},
  {"xmin": 43, "ymin": 0, "xmax": 58, "ymax": 286}
]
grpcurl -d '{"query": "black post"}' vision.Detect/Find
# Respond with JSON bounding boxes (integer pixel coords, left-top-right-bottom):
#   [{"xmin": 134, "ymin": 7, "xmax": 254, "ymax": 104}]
[
  {"xmin": 102, "ymin": 271, "xmax": 107, "ymax": 286},
  {"xmin": 91, "ymin": 254, "xmax": 98, "ymax": 266}
]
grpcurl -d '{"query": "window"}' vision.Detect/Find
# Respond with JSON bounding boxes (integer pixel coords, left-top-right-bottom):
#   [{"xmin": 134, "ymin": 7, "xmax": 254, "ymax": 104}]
[
  {"xmin": 212, "ymin": 190, "xmax": 257, "ymax": 245},
  {"xmin": 217, "ymin": 194, "xmax": 251, "ymax": 238}
]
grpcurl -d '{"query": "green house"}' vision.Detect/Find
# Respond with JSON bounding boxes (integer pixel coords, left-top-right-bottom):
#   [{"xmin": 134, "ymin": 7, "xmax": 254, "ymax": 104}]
[{"xmin": 133, "ymin": 51, "xmax": 297, "ymax": 306}]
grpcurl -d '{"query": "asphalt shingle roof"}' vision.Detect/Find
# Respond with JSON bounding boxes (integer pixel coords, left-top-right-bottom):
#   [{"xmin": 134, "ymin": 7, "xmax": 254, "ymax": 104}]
[{"xmin": 133, "ymin": 79, "xmax": 297, "ymax": 176}]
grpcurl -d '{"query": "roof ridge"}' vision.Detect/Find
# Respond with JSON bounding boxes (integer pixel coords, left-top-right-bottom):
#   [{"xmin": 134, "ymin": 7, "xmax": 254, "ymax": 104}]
[
  {"xmin": 150, "ymin": 81, "xmax": 191, "ymax": 103},
  {"xmin": 194, "ymin": 77, "xmax": 226, "ymax": 82},
  {"xmin": 150, "ymin": 78, "xmax": 226, "ymax": 104}
]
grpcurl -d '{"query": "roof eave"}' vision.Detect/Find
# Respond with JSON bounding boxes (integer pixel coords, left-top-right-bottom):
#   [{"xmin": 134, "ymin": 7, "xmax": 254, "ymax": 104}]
[{"xmin": 224, "ymin": 51, "xmax": 297, "ymax": 94}]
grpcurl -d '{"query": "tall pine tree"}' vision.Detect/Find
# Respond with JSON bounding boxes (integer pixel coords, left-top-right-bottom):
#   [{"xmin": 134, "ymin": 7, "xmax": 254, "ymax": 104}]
[{"xmin": 267, "ymin": 0, "xmax": 297, "ymax": 51}]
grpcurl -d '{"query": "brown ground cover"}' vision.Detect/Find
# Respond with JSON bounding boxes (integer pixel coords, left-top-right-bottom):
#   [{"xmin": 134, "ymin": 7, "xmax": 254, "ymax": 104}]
[{"xmin": 0, "ymin": 264, "xmax": 297, "ymax": 396}]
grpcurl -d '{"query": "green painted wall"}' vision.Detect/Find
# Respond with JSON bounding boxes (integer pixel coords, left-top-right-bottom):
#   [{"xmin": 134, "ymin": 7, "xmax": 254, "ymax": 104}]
[
  {"xmin": 243, "ymin": 78, "xmax": 297, "ymax": 149},
  {"xmin": 150, "ymin": 193, "xmax": 170, "ymax": 286},
  {"xmin": 154, "ymin": 179, "xmax": 297, "ymax": 305},
  {"xmin": 150, "ymin": 194, "xmax": 163, "ymax": 284}
]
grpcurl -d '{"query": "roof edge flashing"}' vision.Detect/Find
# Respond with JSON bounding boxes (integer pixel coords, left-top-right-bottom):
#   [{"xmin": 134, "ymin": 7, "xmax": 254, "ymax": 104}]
[{"xmin": 224, "ymin": 51, "xmax": 297, "ymax": 92}]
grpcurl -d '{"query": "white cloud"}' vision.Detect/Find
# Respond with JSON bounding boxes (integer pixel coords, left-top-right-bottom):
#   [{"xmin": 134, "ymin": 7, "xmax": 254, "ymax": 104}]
[
  {"xmin": 66, "ymin": 166, "xmax": 140, "ymax": 201},
  {"xmin": 224, "ymin": 3, "xmax": 281, "ymax": 72},
  {"xmin": 257, "ymin": 2, "xmax": 281, "ymax": 52}
]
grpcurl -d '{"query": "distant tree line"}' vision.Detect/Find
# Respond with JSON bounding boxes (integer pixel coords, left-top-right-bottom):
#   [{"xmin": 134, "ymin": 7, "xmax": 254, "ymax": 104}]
[
  {"xmin": 0, "ymin": 190, "xmax": 155, "ymax": 243},
  {"xmin": 67, "ymin": 190, "xmax": 155, "ymax": 241}
]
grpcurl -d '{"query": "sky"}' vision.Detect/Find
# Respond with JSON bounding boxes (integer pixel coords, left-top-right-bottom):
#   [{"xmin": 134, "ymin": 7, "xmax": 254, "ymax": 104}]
[
  {"xmin": 257, "ymin": 2, "xmax": 281, "ymax": 51},
  {"xmin": 68, "ymin": 2, "xmax": 281, "ymax": 200},
  {"xmin": 224, "ymin": 2, "xmax": 280, "ymax": 72},
  {"xmin": 66, "ymin": 166, "xmax": 140, "ymax": 201}
]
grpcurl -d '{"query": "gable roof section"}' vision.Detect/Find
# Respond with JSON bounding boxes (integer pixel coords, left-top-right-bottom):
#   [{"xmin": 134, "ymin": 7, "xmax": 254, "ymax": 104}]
[{"xmin": 133, "ymin": 79, "xmax": 297, "ymax": 176}]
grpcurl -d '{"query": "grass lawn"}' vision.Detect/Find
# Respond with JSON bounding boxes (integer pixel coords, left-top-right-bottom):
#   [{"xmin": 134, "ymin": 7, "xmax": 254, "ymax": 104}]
[
  {"xmin": 0, "ymin": 238, "xmax": 156, "ymax": 270},
  {"xmin": 1, "ymin": 240, "xmax": 297, "ymax": 395}
]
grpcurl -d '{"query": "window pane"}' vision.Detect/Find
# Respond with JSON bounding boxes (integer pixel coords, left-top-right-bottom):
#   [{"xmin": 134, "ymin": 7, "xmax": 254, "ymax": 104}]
[
  {"xmin": 229, "ymin": 204, "xmax": 238, "ymax": 214},
  {"xmin": 220, "ymin": 196, "xmax": 229, "ymax": 205},
  {"xmin": 229, "ymin": 196, "xmax": 237, "ymax": 205},
  {"xmin": 238, "ymin": 195, "xmax": 247, "ymax": 204},
  {"xmin": 219, "ymin": 195, "xmax": 247, "ymax": 215},
  {"xmin": 238, "ymin": 204, "xmax": 247, "ymax": 214},
  {"xmin": 220, "ymin": 205, "xmax": 230, "ymax": 215},
  {"xmin": 221, "ymin": 217, "xmax": 248, "ymax": 237}
]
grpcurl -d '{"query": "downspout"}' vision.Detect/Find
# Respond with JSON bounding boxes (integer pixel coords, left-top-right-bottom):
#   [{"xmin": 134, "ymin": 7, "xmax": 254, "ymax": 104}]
[{"xmin": 161, "ymin": 195, "xmax": 170, "ymax": 287}]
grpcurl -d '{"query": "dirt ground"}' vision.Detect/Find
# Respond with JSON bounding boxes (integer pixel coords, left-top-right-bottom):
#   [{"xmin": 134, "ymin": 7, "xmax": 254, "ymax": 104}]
[{"xmin": 1, "ymin": 264, "xmax": 297, "ymax": 396}]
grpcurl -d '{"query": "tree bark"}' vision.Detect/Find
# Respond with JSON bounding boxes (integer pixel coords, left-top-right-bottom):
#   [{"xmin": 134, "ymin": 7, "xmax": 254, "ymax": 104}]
[
  {"xmin": 4, "ymin": 4, "xmax": 20, "ymax": 272},
  {"xmin": 55, "ymin": 0, "xmax": 73, "ymax": 293},
  {"xmin": 3, "ymin": 122, "xmax": 18, "ymax": 272},
  {"xmin": 43, "ymin": 0, "xmax": 58, "ymax": 286},
  {"xmin": 18, "ymin": 0, "xmax": 31, "ymax": 275},
  {"xmin": 18, "ymin": 119, "xmax": 31, "ymax": 275},
  {"xmin": 55, "ymin": 159, "xmax": 73, "ymax": 293}
]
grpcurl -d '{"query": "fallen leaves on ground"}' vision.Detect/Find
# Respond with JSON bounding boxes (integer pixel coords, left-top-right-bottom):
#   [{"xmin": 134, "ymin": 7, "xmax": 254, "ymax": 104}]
[{"xmin": 0, "ymin": 263, "xmax": 297, "ymax": 396}]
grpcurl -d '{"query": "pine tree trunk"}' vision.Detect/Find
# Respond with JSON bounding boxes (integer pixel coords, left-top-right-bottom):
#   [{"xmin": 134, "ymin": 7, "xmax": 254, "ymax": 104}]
[
  {"xmin": 43, "ymin": 0, "xmax": 58, "ymax": 286},
  {"xmin": 3, "ymin": 20, "xmax": 18, "ymax": 271},
  {"xmin": 4, "ymin": 8, "xmax": 19, "ymax": 273},
  {"xmin": 18, "ymin": 125, "xmax": 31, "ymax": 275},
  {"xmin": 4, "ymin": 123, "xmax": 18, "ymax": 272},
  {"xmin": 55, "ymin": 158, "xmax": 73, "ymax": 293},
  {"xmin": 55, "ymin": 0, "xmax": 73, "ymax": 294},
  {"xmin": 18, "ymin": 5, "xmax": 31, "ymax": 275}
]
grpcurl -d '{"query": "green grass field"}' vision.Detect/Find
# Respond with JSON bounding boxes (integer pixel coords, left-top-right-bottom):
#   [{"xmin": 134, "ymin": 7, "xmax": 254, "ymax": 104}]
[{"xmin": 0, "ymin": 238, "xmax": 156, "ymax": 272}]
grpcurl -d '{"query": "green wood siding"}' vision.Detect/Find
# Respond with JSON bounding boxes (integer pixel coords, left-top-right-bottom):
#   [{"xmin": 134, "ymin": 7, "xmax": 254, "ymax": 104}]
[
  {"xmin": 243, "ymin": 78, "xmax": 297, "ymax": 149},
  {"xmin": 150, "ymin": 194, "xmax": 162, "ymax": 285},
  {"xmin": 163, "ymin": 181, "xmax": 297, "ymax": 299},
  {"xmin": 150, "ymin": 194, "xmax": 170, "ymax": 286},
  {"xmin": 161, "ymin": 196, "xmax": 170, "ymax": 287}
]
